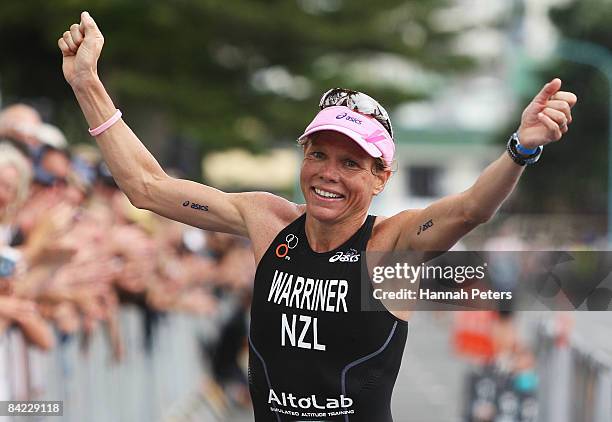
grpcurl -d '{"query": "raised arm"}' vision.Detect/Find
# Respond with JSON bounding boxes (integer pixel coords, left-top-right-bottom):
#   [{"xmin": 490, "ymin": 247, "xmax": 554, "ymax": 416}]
[
  {"xmin": 58, "ymin": 12, "xmax": 280, "ymax": 237},
  {"xmin": 389, "ymin": 78, "xmax": 577, "ymax": 251}
]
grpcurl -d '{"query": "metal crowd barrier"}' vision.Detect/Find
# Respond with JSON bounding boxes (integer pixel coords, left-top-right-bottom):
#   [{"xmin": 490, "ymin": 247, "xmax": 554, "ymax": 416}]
[
  {"xmin": 0, "ymin": 305, "xmax": 207, "ymax": 422},
  {"xmin": 536, "ymin": 319, "xmax": 612, "ymax": 422}
]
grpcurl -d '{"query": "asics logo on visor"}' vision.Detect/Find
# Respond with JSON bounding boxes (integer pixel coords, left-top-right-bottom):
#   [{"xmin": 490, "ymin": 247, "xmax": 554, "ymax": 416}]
[{"xmin": 335, "ymin": 112, "xmax": 362, "ymax": 125}]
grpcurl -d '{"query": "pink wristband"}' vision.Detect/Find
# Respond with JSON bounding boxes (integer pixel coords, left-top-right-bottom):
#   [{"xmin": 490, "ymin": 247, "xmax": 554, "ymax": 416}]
[{"xmin": 88, "ymin": 109, "xmax": 122, "ymax": 136}]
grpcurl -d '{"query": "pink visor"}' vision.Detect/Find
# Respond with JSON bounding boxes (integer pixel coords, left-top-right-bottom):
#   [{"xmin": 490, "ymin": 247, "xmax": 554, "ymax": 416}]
[{"xmin": 298, "ymin": 106, "xmax": 395, "ymax": 165}]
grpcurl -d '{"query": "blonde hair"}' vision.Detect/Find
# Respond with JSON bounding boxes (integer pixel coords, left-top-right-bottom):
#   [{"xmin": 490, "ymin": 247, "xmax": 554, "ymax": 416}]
[
  {"xmin": 297, "ymin": 134, "xmax": 391, "ymax": 173},
  {"xmin": 0, "ymin": 142, "xmax": 32, "ymax": 207}
]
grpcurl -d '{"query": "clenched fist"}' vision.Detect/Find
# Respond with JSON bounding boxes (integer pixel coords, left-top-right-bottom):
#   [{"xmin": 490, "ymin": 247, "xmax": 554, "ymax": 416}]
[
  {"xmin": 518, "ymin": 78, "xmax": 578, "ymax": 149},
  {"xmin": 58, "ymin": 11, "xmax": 105, "ymax": 88}
]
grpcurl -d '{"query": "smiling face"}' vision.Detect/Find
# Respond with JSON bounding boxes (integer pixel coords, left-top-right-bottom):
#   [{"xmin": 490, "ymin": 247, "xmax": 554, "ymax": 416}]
[{"xmin": 300, "ymin": 130, "xmax": 390, "ymax": 224}]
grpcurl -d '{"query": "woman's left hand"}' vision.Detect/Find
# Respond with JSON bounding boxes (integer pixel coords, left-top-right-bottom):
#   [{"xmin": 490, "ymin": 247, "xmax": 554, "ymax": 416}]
[{"xmin": 517, "ymin": 78, "xmax": 578, "ymax": 149}]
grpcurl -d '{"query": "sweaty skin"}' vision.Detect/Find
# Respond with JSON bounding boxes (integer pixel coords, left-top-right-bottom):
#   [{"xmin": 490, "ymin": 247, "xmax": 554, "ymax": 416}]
[{"xmin": 58, "ymin": 12, "xmax": 577, "ymax": 321}]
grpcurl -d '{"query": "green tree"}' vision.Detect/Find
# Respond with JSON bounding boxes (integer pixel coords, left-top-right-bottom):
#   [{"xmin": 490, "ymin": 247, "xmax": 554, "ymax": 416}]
[
  {"xmin": 504, "ymin": 0, "xmax": 612, "ymax": 215},
  {"xmin": 0, "ymin": 0, "xmax": 473, "ymax": 173}
]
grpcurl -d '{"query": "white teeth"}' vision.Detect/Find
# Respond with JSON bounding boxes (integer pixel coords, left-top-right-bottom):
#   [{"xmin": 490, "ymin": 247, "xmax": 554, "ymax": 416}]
[{"xmin": 315, "ymin": 188, "xmax": 341, "ymax": 198}]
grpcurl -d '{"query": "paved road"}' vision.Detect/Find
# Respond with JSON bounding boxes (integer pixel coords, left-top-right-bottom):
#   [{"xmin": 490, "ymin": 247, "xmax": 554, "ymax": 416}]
[{"xmin": 391, "ymin": 312, "xmax": 468, "ymax": 422}]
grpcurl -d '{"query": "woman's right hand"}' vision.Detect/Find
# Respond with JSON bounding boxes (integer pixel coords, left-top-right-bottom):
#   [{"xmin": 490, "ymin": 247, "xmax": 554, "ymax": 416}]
[{"xmin": 58, "ymin": 11, "xmax": 105, "ymax": 88}]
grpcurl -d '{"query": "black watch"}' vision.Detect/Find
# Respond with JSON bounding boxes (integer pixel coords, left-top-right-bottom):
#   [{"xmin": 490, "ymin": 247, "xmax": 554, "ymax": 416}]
[{"xmin": 506, "ymin": 132, "xmax": 543, "ymax": 166}]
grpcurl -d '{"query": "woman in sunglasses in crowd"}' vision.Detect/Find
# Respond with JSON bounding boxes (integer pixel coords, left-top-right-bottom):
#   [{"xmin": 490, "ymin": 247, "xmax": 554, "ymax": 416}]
[{"xmin": 59, "ymin": 12, "xmax": 576, "ymax": 422}]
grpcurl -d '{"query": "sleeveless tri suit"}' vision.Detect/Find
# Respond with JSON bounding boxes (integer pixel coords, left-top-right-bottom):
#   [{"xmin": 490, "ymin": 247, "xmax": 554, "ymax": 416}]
[{"xmin": 248, "ymin": 214, "xmax": 408, "ymax": 421}]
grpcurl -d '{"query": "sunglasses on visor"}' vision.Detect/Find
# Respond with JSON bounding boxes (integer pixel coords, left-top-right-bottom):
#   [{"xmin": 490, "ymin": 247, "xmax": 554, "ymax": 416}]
[{"xmin": 318, "ymin": 88, "xmax": 393, "ymax": 138}]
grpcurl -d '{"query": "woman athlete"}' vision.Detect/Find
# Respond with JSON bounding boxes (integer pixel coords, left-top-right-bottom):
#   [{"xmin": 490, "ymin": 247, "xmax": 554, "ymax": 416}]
[{"xmin": 59, "ymin": 12, "xmax": 577, "ymax": 422}]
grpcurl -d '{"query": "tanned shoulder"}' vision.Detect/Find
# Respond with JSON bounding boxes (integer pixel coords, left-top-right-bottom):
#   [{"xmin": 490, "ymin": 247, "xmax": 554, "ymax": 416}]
[{"xmin": 230, "ymin": 191, "xmax": 303, "ymax": 264}]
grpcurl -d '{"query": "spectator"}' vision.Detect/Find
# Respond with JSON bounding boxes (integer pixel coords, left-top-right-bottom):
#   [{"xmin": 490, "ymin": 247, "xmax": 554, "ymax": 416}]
[{"xmin": 0, "ymin": 103, "xmax": 42, "ymax": 148}]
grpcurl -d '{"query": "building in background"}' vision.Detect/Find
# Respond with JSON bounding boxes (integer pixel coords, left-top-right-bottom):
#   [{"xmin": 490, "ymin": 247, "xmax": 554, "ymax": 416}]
[{"xmin": 374, "ymin": 0, "xmax": 572, "ymax": 215}]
